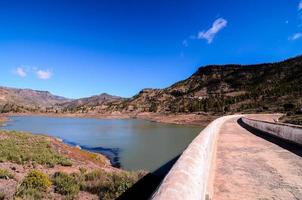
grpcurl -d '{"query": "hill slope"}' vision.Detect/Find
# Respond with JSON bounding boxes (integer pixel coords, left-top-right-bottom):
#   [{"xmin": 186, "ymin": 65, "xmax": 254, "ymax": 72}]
[
  {"xmin": 58, "ymin": 93, "xmax": 124, "ymax": 113},
  {"xmin": 116, "ymin": 55, "xmax": 302, "ymax": 113},
  {"xmin": 0, "ymin": 87, "xmax": 70, "ymax": 112}
]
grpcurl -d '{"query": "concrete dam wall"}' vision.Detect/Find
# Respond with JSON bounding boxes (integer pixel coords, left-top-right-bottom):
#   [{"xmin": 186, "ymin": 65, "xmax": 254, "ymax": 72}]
[
  {"xmin": 151, "ymin": 115, "xmax": 241, "ymax": 200},
  {"xmin": 241, "ymin": 117, "xmax": 302, "ymax": 145},
  {"xmin": 151, "ymin": 115, "xmax": 302, "ymax": 200}
]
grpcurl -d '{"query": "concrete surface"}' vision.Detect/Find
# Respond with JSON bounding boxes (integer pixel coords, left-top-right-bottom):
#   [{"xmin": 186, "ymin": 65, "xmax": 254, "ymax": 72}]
[{"xmin": 214, "ymin": 115, "xmax": 302, "ymax": 200}]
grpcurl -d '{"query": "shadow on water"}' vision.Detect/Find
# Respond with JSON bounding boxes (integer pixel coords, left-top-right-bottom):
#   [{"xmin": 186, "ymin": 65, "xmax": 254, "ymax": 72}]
[
  {"xmin": 117, "ymin": 154, "xmax": 181, "ymax": 200},
  {"xmin": 237, "ymin": 118, "xmax": 302, "ymax": 157},
  {"xmin": 63, "ymin": 140, "xmax": 121, "ymax": 168}
]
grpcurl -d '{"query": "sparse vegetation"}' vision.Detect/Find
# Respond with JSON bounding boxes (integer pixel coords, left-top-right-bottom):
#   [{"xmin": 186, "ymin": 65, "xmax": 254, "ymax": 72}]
[
  {"xmin": 0, "ymin": 130, "xmax": 143, "ymax": 200},
  {"xmin": 52, "ymin": 172, "xmax": 80, "ymax": 199},
  {"xmin": 16, "ymin": 170, "xmax": 51, "ymax": 200},
  {"xmin": 0, "ymin": 169, "xmax": 14, "ymax": 179},
  {"xmin": 98, "ymin": 172, "xmax": 139, "ymax": 200},
  {"xmin": 51, "ymin": 170, "xmax": 142, "ymax": 200},
  {"xmin": 0, "ymin": 130, "xmax": 72, "ymax": 167},
  {"xmin": 80, "ymin": 170, "xmax": 140, "ymax": 199}
]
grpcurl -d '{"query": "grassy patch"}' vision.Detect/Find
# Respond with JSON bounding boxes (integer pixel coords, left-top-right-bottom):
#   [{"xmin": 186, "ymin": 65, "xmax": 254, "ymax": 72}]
[
  {"xmin": 98, "ymin": 172, "xmax": 139, "ymax": 200},
  {"xmin": 50, "ymin": 169, "xmax": 142, "ymax": 200},
  {"xmin": 16, "ymin": 170, "xmax": 51, "ymax": 200},
  {"xmin": 52, "ymin": 172, "xmax": 80, "ymax": 199},
  {"xmin": 81, "ymin": 170, "xmax": 140, "ymax": 200},
  {"xmin": 0, "ymin": 130, "xmax": 72, "ymax": 167},
  {"xmin": 0, "ymin": 169, "xmax": 14, "ymax": 179}
]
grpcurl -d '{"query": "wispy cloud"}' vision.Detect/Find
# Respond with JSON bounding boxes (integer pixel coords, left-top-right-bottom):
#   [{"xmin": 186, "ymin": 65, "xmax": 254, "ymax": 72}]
[
  {"xmin": 36, "ymin": 69, "xmax": 52, "ymax": 80},
  {"xmin": 13, "ymin": 66, "xmax": 53, "ymax": 80},
  {"xmin": 182, "ymin": 40, "xmax": 188, "ymax": 47},
  {"xmin": 197, "ymin": 18, "xmax": 228, "ymax": 44},
  {"xmin": 299, "ymin": 0, "xmax": 302, "ymax": 10},
  {"xmin": 289, "ymin": 33, "xmax": 302, "ymax": 41},
  {"xmin": 15, "ymin": 67, "xmax": 27, "ymax": 77},
  {"xmin": 182, "ymin": 18, "xmax": 228, "ymax": 47}
]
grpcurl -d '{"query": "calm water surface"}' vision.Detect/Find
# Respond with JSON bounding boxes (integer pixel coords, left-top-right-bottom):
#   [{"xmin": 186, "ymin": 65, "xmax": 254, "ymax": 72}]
[{"xmin": 1, "ymin": 116, "xmax": 201, "ymax": 171}]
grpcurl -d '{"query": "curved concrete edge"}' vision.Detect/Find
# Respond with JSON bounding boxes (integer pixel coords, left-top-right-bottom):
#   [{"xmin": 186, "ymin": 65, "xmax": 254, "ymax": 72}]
[
  {"xmin": 241, "ymin": 117, "xmax": 302, "ymax": 145},
  {"xmin": 151, "ymin": 115, "xmax": 242, "ymax": 200}
]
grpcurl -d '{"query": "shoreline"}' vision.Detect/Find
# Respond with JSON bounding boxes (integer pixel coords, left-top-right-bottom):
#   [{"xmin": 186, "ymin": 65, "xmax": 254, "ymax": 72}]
[
  {"xmin": 0, "ymin": 112, "xmax": 212, "ymax": 170},
  {"xmin": 1, "ymin": 112, "xmax": 218, "ymax": 127},
  {"xmin": 0, "ymin": 129, "xmax": 142, "ymax": 199},
  {"xmin": 0, "ymin": 114, "xmax": 121, "ymax": 168},
  {"xmin": 0, "ymin": 116, "xmax": 9, "ymax": 126}
]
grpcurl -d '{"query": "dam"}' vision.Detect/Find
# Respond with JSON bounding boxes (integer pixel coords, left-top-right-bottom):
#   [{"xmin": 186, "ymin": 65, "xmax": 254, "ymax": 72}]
[{"xmin": 120, "ymin": 114, "xmax": 302, "ymax": 200}]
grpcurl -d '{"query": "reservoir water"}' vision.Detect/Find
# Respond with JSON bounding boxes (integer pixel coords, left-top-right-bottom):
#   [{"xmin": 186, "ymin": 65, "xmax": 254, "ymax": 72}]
[{"xmin": 1, "ymin": 116, "xmax": 200, "ymax": 171}]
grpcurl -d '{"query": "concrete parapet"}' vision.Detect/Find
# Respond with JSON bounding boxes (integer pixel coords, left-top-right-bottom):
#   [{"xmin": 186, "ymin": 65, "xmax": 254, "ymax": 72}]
[
  {"xmin": 241, "ymin": 117, "xmax": 302, "ymax": 145},
  {"xmin": 151, "ymin": 115, "xmax": 241, "ymax": 200}
]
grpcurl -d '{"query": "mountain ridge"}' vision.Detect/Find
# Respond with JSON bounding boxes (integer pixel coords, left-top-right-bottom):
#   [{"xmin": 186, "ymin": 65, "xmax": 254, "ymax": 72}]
[{"xmin": 1, "ymin": 55, "xmax": 301, "ymax": 114}]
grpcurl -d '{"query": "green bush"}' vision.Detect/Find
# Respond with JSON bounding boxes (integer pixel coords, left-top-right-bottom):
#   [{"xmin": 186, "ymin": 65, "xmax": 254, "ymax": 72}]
[
  {"xmin": 15, "ymin": 188, "xmax": 44, "ymax": 200},
  {"xmin": 80, "ymin": 170, "xmax": 107, "ymax": 194},
  {"xmin": 52, "ymin": 172, "xmax": 80, "ymax": 199},
  {"xmin": 80, "ymin": 170, "xmax": 139, "ymax": 199},
  {"xmin": 0, "ymin": 169, "xmax": 14, "ymax": 179},
  {"xmin": 16, "ymin": 170, "xmax": 51, "ymax": 200},
  {"xmin": 59, "ymin": 158, "xmax": 73, "ymax": 167},
  {"xmin": 84, "ymin": 170, "xmax": 105, "ymax": 181},
  {"xmin": 20, "ymin": 170, "xmax": 51, "ymax": 191},
  {"xmin": 99, "ymin": 172, "xmax": 137, "ymax": 200}
]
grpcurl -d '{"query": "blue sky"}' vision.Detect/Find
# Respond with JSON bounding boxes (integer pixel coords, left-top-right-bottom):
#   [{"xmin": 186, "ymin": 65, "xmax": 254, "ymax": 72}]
[{"xmin": 0, "ymin": 0, "xmax": 302, "ymax": 98}]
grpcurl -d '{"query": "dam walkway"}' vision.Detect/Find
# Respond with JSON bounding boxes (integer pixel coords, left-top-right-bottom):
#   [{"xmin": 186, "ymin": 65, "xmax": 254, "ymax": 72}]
[{"xmin": 214, "ymin": 115, "xmax": 302, "ymax": 200}]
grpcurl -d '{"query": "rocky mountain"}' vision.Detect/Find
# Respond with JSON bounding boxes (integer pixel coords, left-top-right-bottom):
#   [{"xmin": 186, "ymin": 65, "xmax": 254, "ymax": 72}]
[
  {"xmin": 0, "ymin": 87, "xmax": 70, "ymax": 112},
  {"xmin": 58, "ymin": 93, "xmax": 124, "ymax": 113},
  {"xmin": 116, "ymin": 55, "xmax": 302, "ymax": 114}
]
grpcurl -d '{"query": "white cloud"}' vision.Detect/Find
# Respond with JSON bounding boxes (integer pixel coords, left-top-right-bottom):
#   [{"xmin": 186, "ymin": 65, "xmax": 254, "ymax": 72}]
[
  {"xmin": 289, "ymin": 33, "xmax": 302, "ymax": 40},
  {"xmin": 36, "ymin": 69, "xmax": 52, "ymax": 80},
  {"xmin": 15, "ymin": 67, "xmax": 27, "ymax": 77},
  {"xmin": 198, "ymin": 18, "xmax": 228, "ymax": 44},
  {"xmin": 299, "ymin": 0, "xmax": 302, "ymax": 10}
]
